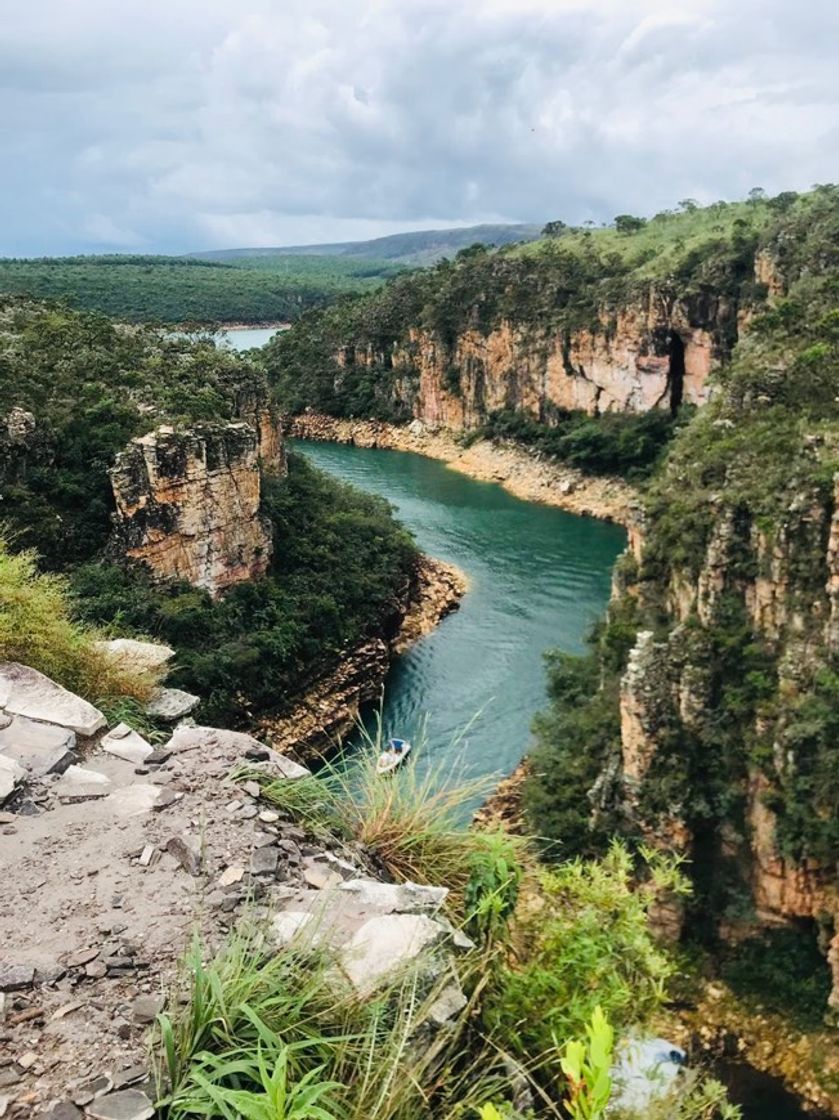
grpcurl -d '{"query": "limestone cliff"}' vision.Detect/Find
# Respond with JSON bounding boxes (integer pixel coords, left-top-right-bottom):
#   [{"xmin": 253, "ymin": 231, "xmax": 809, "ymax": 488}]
[
  {"xmin": 336, "ymin": 287, "xmax": 733, "ymax": 428},
  {"xmin": 110, "ymin": 423, "xmax": 274, "ymax": 597}
]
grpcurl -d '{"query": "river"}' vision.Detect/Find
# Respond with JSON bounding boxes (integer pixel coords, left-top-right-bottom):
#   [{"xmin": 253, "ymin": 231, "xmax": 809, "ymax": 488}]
[
  {"xmin": 294, "ymin": 438, "xmax": 625, "ymax": 787},
  {"xmin": 295, "ymin": 437, "xmax": 823, "ymax": 1120}
]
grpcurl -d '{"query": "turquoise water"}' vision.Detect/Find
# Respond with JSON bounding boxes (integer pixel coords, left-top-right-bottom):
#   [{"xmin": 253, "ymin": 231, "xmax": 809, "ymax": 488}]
[
  {"xmin": 294, "ymin": 441, "xmax": 817, "ymax": 1120},
  {"xmin": 294, "ymin": 439, "xmax": 625, "ymax": 786}
]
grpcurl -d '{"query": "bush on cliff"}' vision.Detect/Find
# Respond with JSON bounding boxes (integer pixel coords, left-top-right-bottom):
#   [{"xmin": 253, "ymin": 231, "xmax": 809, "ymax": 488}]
[
  {"xmin": 70, "ymin": 453, "xmax": 418, "ymax": 724},
  {"xmin": 0, "ymin": 296, "xmax": 272, "ymax": 567},
  {"xmin": 0, "ymin": 537, "xmax": 157, "ymax": 705}
]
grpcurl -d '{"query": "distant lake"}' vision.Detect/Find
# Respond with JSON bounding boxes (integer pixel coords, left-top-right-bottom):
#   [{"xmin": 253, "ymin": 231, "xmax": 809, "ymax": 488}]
[{"xmin": 219, "ymin": 326, "xmax": 287, "ymax": 350}]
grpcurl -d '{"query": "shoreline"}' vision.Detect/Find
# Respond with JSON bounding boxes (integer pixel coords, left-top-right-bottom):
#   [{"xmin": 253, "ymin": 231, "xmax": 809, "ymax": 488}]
[
  {"xmin": 287, "ymin": 413, "xmax": 638, "ymax": 526},
  {"xmin": 257, "ymin": 554, "xmax": 467, "ymax": 760},
  {"xmin": 220, "ymin": 321, "xmax": 292, "ymax": 331}
]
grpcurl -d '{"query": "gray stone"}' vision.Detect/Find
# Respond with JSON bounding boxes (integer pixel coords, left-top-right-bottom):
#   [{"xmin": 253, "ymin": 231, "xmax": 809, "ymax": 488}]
[
  {"xmin": 74, "ymin": 1074, "xmax": 112, "ymax": 1105},
  {"xmin": 101, "ymin": 724, "xmax": 153, "ymax": 766},
  {"xmin": 0, "ymin": 716, "xmax": 76, "ymax": 777},
  {"xmin": 0, "ymin": 755, "xmax": 24, "ymax": 802},
  {"xmin": 340, "ymin": 913, "xmax": 445, "ymax": 994},
  {"xmin": 0, "ymin": 662, "xmax": 105, "ymax": 736},
  {"xmin": 132, "ymin": 995, "xmax": 162, "ymax": 1024},
  {"xmin": 302, "ymin": 863, "xmax": 342, "ymax": 890},
  {"xmin": 111, "ymin": 1065, "xmax": 147, "ymax": 1091},
  {"xmin": 427, "ymin": 981, "xmax": 468, "ymax": 1025},
  {"xmin": 34, "ymin": 960, "xmax": 66, "ymax": 984},
  {"xmin": 145, "ymin": 687, "xmax": 200, "ymax": 721},
  {"xmin": 63, "ymin": 947, "xmax": 100, "ymax": 968},
  {"xmin": 0, "ymin": 963, "xmax": 34, "ymax": 991},
  {"xmin": 264, "ymin": 748, "xmax": 311, "ymax": 780},
  {"xmin": 95, "ymin": 638, "xmax": 175, "ymax": 674},
  {"xmin": 47, "ymin": 1103, "xmax": 83, "ymax": 1120},
  {"xmin": 145, "ymin": 747, "xmax": 171, "ymax": 765},
  {"xmin": 250, "ymin": 847, "xmax": 279, "ymax": 876},
  {"xmin": 54, "ymin": 764, "xmax": 112, "ymax": 803},
  {"xmin": 84, "ymin": 1089, "xmax": 155, "ymax": 1120},
  {"xmin": 166, "ymin": 834, "xmax": 201, "ymax": 876}
]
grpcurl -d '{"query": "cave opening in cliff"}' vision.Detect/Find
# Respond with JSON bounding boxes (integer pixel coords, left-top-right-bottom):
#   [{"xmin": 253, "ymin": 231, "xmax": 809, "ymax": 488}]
[{"xmin": 668, "ymin": 331, "xmax": 685, "ymax": 414}]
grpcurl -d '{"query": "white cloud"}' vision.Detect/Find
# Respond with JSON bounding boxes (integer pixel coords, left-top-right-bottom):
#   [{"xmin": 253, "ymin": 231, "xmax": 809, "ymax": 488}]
[{"xmin": 0, "ymin": 0, "xmax": 837, "ymax": 253}]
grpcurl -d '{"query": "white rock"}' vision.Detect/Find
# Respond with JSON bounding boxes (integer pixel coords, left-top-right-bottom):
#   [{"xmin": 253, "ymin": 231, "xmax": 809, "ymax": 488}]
[
  {"xmin": 338, "ymin": 878, "xmax": 448, "ymax": 914},
  {"xmin": 0, "ymin": 754, "xmax": 25, "ymax": 802},
  {"xmin": 105, "ymin": 784, "xmax": 162, "ymax": 817},
  {"xmin": 95, "ymin": 638, "xmax": 175, "ymax": 674},
  {"xmin": 54, "ymin": 764, "xmax": 112, "ymax": 802},
  {"xmin": 0, "ymin": 662, "xmax": 105, "ymax": 736},
  {"xmin": 102, "ymin": 724, "xmax": 153, "ymax": 765},
  {"xmin": 218, "ymin": 865, "xmax": 245, "ymax": 888},
  {"xmin": 340, "ymin": 913, "xmax": 445, "ymax": 994},
  {"xmin": 271, "ymin": 911, "xmax": 318, "ymax": 948},
  {"xmin": 146, "ymin": 687, "xmax": 200, "ymax": 720},
  {"xmin": 0, "ymin": 716, "xmax": 75, "ymax": 777}
]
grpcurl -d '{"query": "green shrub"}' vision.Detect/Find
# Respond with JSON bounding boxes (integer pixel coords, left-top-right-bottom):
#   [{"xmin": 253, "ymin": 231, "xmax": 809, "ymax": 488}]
[
  {"xmin": 0, "ymin": 537, "xmax": 157, "ymax": 704},
  {"xmin": 484, "ymin": 843, "xmax": 688, "ymax": 1059}
]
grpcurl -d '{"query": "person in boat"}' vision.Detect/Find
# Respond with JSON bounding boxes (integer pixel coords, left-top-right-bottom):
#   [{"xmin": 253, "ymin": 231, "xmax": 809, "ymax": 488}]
[{"xmin": 389, "ymin": 738, "xmax": 405, "ymax": 755}]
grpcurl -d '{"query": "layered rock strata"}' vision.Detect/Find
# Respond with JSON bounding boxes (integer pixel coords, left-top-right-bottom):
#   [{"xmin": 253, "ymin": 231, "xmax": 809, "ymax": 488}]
[
  {"xmin": 333, "ymin": 287, "xmax": 738, "ymax": 428},
  {"xmin": 110, "ymin": 423, "xmax": 273, "ymax": 597}
]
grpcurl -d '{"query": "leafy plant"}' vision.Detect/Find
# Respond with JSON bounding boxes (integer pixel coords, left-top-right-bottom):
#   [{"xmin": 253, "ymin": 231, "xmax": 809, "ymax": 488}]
[{"xmin": 560, "ymin": 1007, "xmax": 614, "ymax": 1120}]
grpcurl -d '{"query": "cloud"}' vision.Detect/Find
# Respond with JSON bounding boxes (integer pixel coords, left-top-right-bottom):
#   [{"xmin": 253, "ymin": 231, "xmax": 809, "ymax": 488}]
[{"xmin": 1, "ymin": 0, "xmax": 837, "ymax": 253}]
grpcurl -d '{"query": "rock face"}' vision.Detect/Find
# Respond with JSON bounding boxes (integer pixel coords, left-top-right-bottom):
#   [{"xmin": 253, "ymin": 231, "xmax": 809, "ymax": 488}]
[
  {"xmin": 611, "ymin": 468, "xmax": 839, "ymax": 1007},
  {"xmin": 110, "ymin": 423, "xmax": 273, "ymax": 597},
  {"xmin": 334, "ymin": 286, "xmax": 737, "ymax": 428}
]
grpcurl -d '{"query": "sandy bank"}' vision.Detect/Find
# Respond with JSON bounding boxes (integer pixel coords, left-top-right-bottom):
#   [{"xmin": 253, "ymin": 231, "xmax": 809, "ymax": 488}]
[{"xmin": 288, "ymin": 413, "xmax": 638, "ymax": 526}]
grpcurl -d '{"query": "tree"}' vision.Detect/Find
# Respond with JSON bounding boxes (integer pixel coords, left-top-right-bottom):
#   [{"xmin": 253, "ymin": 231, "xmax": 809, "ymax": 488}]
[
  {"xmin": 678, "ymin": 198, "xmax": 700, "ymax": 212},
  {"xmin": 542, "ymin": 220, "xmax": 567, "ymax": 238},
  {"xmin": 748, "ymin": 186, "xmax": 767, "ymax": 204},
  {"xmin": 614, "ymin": 214, "xmax": 646, "ymax": 234},
  {"xmin": 455, "ymin": 243, "xmax": 488, "ymax": 261}
]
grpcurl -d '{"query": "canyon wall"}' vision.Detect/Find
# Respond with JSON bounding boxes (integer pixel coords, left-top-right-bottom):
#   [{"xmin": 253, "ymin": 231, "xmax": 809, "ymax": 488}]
[
  {"xmin": 615, "ymin": 468, "xmax": 839, "ymax": 1005},
  {"xmin": 110, "ymin": 422, "xmax": 274, "ymax": 597},
  {"xmin": 335, "ymin": 286, "xmax": 739, "ymax": 428}
]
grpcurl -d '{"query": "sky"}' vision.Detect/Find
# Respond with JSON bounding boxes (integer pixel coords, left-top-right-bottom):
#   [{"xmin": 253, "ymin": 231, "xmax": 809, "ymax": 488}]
[{"xmin": 2, "ymin": 0, "xmax": 838, "ymax": 256}]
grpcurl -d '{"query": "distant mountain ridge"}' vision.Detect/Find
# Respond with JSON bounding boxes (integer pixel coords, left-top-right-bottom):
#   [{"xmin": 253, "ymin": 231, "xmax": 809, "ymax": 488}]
[{"xmin": 190, "ymin": 223, "xmax": 543, "ymax": 266}]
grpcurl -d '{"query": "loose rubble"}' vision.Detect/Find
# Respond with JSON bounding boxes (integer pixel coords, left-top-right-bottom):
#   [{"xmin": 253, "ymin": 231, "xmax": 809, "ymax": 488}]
[{"xmin": 0, "ymin": 663, "xmax": 470, "ymax": 1116}]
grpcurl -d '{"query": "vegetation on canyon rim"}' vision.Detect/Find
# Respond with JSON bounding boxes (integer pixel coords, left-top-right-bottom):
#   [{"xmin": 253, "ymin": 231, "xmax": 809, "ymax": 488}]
[
  {"xmin": 0, "ymin": 296, "xmax": 418, "ymax": 723},
  {"xmin": 150, "ymin": 748, "xmax": 736, "ymax": 1120},
  {"xmin": 523, "ymin": 184, "xmax": 839, "ymax": 1035}
]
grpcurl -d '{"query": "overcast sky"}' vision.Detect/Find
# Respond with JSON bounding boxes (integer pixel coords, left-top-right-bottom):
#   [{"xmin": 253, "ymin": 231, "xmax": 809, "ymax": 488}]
[{"xmin": 2, "ymin": 0, "xmax": 838, "ymax": 255}]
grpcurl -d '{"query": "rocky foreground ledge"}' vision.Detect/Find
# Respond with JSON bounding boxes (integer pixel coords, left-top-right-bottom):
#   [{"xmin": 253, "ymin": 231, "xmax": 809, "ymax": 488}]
[
  {"xmin": 289, "ymin": 412, "xmax": 637, "ymax": 526},
  {"xmin": 0, "ymin": 660, "xmax": 471, "ymax": 1119}
]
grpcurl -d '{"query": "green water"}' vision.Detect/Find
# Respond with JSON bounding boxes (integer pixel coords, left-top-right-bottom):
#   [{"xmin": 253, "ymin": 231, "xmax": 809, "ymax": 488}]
[{"xmin": 294, "ymin": 439, "xmax": 626, "ymax": 786}]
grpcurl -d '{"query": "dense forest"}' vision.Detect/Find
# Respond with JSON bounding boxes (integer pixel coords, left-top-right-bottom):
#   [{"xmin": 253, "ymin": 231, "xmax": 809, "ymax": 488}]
[
  {"xmin": 0, "ymin": 253, "xmax": 404, "ymax": 324},
  {"xmin": 0, "ymin": 296, "xmax": 417, "ymax": 722}
]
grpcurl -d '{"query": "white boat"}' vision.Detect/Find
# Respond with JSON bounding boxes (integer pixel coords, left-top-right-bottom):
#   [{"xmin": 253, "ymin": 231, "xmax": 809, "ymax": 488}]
[{"xmin": 376, "ymin": 738, "xmax": 412, "ymax": 775}]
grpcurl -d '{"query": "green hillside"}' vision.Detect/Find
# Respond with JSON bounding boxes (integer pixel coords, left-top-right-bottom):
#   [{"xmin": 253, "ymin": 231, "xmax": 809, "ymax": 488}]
[
  {"xmin": 194, "ymin": 222, "xmax": 543, "ymax": 266},
  {"xmin": 0, "ymin": 253, "xmax": 403, "ymax": 324}
]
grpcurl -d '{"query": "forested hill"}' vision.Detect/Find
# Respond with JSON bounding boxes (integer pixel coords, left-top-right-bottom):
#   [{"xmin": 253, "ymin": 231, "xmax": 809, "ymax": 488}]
[
  {"xmin": 193, "ymin": 222, "xmax": 543, "ymax": 266},
  {"xmin": 0, "ymin": 253, "xmax": 403, "ymax": 324}
]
